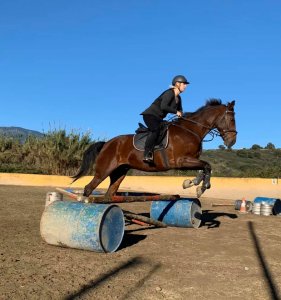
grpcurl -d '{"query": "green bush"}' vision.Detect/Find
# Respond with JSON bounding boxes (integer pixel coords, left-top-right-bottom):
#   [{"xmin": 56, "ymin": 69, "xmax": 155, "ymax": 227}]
[{"xmin": 0, "ymin": 130, "xmax": 94, "ymax": 175}]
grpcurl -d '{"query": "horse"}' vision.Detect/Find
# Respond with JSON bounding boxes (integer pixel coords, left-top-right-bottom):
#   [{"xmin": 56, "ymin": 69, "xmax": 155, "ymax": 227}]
[{"xmin": 72, "ymin": 99, "xmax": 237, "ymax": 198}]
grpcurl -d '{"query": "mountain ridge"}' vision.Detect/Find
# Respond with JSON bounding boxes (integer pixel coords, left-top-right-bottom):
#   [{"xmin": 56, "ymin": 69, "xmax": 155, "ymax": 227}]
[{"xmin": 0, "ymin": 126, "xmax": 44, "ymax": 142}]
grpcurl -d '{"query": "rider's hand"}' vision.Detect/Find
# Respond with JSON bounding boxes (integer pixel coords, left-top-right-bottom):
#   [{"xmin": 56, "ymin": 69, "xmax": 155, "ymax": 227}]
[{"xmin": 176, "ymin": 111, "xmax": 183, "ymax": 118}]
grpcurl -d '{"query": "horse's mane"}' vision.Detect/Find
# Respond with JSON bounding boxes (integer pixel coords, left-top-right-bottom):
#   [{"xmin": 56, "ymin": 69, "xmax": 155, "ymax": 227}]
[{"xmin": 182, "ymin": 98, "xmax": 222, "ymax": 118}]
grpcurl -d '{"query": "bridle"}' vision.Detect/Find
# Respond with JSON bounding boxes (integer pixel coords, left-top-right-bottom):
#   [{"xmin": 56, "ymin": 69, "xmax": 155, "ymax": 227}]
[
  {"xmin": 172, "ymin": 106, "xmax": 238, "ymax": 142},
  {"xmin": 215, "ymin": 109, "xmax": 238, "ymax": 138}
]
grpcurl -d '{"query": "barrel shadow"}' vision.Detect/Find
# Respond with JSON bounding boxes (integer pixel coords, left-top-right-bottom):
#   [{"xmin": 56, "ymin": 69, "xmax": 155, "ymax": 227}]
[
  {"xmin": 248, "ymin": 221, "xmax": 280, "ymax": 300},
  {"xmin": 200, "ymin": 210, "xmax": 238, "ymax": 228},
  {"xmin": 118, "ymin": 232, "xmax": 147, "ymax": 250}
]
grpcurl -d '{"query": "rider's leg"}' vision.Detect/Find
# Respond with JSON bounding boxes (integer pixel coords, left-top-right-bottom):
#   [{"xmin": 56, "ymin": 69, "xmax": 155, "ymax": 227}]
[
  {"xmin": 144, "ymin": 131, "xmax": 158, "ymax": 161},
  {"xmin": 142, "ymin": 115, "xmax": 161, "ymax": 162}
]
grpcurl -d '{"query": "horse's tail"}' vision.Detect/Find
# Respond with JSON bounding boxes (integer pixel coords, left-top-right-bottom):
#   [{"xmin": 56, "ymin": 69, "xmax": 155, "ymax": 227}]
[{"xmin": 71, "ymin": 141, "xmax": 106, "ymax": 182}]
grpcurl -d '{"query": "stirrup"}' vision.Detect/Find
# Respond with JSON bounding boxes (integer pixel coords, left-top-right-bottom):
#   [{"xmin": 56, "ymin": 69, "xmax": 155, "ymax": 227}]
[{"xmin": 143, "ymin": 151, "xmax": 154, "ymax": 163}]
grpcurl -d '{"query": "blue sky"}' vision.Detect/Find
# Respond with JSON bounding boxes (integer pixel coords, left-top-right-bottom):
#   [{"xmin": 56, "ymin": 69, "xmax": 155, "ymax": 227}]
[{"xmin": 1, "ymin": 1, "xmax": 280, "ymax": 149}]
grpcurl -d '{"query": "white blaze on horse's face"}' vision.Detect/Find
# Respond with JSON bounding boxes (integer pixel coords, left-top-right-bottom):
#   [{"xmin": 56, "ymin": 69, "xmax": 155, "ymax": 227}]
[{"xmin": 217, "ymin": 101, "xmax": 237, "ymax": 148}]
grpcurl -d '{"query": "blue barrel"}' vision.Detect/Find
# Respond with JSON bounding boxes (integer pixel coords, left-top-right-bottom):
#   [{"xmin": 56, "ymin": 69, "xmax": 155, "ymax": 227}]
[
  {"xmin": 40, "ymin": 201, "xmax": 124, "ymax": 253},
  {"xmin": 254, "ymin": 197, "xmax": 278, "ymax": 205},
  {"xmin": 150, "ymin": 199, "xmax": 202, "ymax": 228}
]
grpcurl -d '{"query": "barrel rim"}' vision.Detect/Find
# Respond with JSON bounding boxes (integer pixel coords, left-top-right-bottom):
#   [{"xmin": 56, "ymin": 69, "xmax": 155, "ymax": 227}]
[{"xmin": 99, "ymin": 204, "xmax": 124, "ymax": 253}]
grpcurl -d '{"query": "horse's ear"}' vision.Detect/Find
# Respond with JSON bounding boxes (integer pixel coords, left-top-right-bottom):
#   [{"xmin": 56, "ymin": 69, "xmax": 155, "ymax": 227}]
[{"xmin": 228, "ymin": 100, "xmax": 235, "ymax": 109}]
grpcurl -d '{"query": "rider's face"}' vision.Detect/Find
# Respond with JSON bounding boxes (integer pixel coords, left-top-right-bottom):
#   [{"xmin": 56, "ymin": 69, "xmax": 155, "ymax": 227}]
[{"xmin": 178, "ymin": 82, "xmax": 188, "ymax": 92}]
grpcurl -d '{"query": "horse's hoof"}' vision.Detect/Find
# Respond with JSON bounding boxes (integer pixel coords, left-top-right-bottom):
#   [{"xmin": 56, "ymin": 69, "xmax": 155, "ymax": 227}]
[
  {"xmin": 196, "ymin": 186, "xmax": 206, "ymax": 198},
  {"xmin": 204, "ymin": 183, "xmax": 211, "ymax": 189},
  {"xmin": 182, "ymin": 179, "xmax": 193, "ymax": 189},
  {"xmin": 192, "ymin": 178, "xmax": 200, "ymax": 186},
  {"xmin": 192, "ymin": 171, "xmax": 205, "ymax": 186},
  {"xmin": 83, "ymin": 186, "xmax": 93, "ymax": 197}
]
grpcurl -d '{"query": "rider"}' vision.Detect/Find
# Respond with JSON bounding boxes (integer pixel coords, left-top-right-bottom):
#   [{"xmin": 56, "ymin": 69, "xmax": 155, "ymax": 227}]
[{"xmin": 141, "ymin": 75, "xmax": 190, "ymax": 163}]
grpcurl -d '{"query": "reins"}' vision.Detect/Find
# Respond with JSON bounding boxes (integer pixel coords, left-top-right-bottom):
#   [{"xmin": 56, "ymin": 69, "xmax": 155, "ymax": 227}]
[
  {"xmin": 170, "ymin": 120, "xmax": 202, "ymax": 141},
  {"xmin": 172, "ymin": 117, "xmax": 219, "ymax": 142}
]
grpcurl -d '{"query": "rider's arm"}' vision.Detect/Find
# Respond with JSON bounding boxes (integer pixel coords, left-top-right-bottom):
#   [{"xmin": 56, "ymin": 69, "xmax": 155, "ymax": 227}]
[{"xmin": 177, "ymin": 95, "xmax": 183, "ymax": 112}]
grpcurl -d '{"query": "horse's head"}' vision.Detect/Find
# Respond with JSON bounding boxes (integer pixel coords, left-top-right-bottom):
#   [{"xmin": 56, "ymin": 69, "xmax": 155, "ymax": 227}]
[
  {"xmin": 215, "ymin": 100, "xmax": 237, "ymax": 148},
  {"xmin": 178, "ymin": 99, "xmax": 237, "ymax": 148}
]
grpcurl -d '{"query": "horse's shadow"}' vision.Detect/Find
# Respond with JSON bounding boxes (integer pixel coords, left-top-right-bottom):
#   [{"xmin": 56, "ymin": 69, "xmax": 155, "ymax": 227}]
[{"xmin": 200, "ymin": 210, "xmax": 238, "ymax": 228}]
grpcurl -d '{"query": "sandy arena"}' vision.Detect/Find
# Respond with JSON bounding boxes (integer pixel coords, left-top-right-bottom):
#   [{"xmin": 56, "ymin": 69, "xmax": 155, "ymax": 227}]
[{"xmin": 1, "ymin": 185, "xmax": 281, "ymax": 299}]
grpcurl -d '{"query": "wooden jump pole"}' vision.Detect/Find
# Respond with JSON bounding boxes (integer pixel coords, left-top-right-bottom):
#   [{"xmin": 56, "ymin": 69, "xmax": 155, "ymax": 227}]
[
  {"xmin": 95, "ymin": 194, "xmax": 180, "ymax": 203},
  {"xmin": 56, "ymin": 187, "xmax": 81, "ymax": 200},
  {"xmin": 56, "ymin": 187, "xmax": 180, "ymax": 204},
  {"xmin": 128, "ymin": 219, "xmax": 147, "ymax": 226},
  {"xmin": 123, "ymin": 210, "xmax": 167, "ymax": 228},
  {"xmin": 211, "ymin": 203, "xmax": 234, "ymax": 207}
]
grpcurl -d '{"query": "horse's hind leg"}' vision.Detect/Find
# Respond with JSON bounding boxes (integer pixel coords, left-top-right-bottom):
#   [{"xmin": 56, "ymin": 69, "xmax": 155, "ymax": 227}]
[
  {"xmin": 104, "ymin": 166, "xmax": 129, "ymax": 199},
  {"xmin": 84, "ymin": 174, "xmax": 106, "ymax": 197}
]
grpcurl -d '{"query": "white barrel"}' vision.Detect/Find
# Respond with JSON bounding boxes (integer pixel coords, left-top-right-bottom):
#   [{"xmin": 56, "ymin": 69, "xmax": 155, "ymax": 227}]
[
  {"xmin": 252, "ymin": 203, "xmax": 261, "ymax": 215},
  {"xmin": 260, "ymin": 203, "xmax": 273, "ymax": 216},
  {"xmin": 45, "ymin": 192, "xmax": 63, "ymax": 207}
]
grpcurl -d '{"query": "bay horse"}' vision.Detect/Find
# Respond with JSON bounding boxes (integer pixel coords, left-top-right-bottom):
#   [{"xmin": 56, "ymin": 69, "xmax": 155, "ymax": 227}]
[{"xmin": 72, "ymin": 99, "xmax": 237, "ymax": 198}]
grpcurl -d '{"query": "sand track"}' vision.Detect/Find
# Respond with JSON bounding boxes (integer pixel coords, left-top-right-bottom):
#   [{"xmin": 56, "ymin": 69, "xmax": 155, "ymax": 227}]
[{"xmin": 0, "ymin": 185, "xmax": 281, "ymax": 299}]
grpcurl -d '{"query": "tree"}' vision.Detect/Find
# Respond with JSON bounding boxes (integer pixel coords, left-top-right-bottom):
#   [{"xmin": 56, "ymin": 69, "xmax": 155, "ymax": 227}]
[
  {"xmin": 218, "ymin": 145, "xmax": 226, "ymax": 150},
  {"xmin": 251, "ymin": 144, "xmax": 262, "ymax": 150},
  {"xmin": 265, "ymin": 142, "xmax": 275, "ymax": 150}
]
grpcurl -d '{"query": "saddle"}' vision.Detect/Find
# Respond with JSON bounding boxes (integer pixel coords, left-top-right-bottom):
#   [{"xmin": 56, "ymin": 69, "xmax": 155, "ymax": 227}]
[{"xmin": 133, "ymin": 122, "xmax": 169, "ymax": 151}]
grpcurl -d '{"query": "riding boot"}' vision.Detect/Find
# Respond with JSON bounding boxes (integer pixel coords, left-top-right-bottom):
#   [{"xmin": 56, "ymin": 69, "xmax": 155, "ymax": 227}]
[
  {"xmin": 143, "ymin": 149, "xmax": 154, "ymax": 163},
  {"xmin": 143, "ymin": 132, "xmax": 156, "ymax": 163}
]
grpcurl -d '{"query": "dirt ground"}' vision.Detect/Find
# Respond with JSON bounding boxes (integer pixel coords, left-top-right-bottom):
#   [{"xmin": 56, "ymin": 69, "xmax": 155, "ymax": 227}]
[{"xmin": 0, "ymin": 185, "xmax": 281, "ymax": 300}]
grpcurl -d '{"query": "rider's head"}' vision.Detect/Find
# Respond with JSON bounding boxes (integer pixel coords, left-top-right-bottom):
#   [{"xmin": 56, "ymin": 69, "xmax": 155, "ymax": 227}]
[{"xmin": 172, "ymin": 75, "xmax": 190, "ymax": 93}]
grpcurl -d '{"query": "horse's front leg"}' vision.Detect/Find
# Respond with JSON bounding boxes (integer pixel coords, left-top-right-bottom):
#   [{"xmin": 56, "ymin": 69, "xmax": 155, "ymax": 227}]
[
  {"xmin": 179, "ymin": 157, "xmax": 212, "ymax": 197},
  {"xmin": 196, "ymin": 163, "xmax": 212, "ymax": 197},
  {"xmin": 182, "ymin": 170, "xmax": 204, "ymax": 189},
  {"xmin": 84, "ymin": 175, "xmax": 104, "ymax": 197},
  {"xmin": 203, "ymin": 168, "xmax": 211, "ymax": 189},
  {"xmin": 193, "ymin": 170, "xmax": 205, "ymax": 185}
]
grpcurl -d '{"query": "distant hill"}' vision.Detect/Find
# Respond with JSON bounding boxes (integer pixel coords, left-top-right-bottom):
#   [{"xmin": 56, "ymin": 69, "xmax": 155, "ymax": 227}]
[{"xmin": 0, "ymin": 126, "xmax": 44, "ymax": 142}]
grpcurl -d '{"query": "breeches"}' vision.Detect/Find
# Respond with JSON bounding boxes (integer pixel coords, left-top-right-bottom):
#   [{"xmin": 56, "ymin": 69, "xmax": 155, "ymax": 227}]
[{"xmin": 142, "ymin": 115, "xmax": 162, "ymax": 151}]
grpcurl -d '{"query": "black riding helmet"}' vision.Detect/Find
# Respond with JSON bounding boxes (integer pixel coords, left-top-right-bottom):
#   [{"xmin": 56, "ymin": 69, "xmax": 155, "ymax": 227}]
[{"xmin": 172, "ymin": 75, "xmax": 190, "ymax": 86}]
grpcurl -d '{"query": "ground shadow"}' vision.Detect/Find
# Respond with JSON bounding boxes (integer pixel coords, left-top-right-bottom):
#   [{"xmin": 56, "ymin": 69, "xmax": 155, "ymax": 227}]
[
  {"xmin": 120, "ymin": 262, "xmax": 161, "ymax": 300},
  {"xmin": 63, "ymin": 256, "xmax": 143, "ymax": 300},
  {"xmin": 118, "ymin": 232, "xmax": 147, "ymax": 250},
  {"xmin": 248, "ymin": 221, "xmax": 280, "ymax": 300},
  {"xmin": 200, "ymin": 210, "xmax": 238, "ymax": 228}
]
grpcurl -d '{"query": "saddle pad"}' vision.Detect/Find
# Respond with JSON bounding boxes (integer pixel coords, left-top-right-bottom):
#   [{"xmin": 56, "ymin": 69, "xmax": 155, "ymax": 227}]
[{"xmin": 133, "ymin": 131, "xmax": 169, "ymax": 151}]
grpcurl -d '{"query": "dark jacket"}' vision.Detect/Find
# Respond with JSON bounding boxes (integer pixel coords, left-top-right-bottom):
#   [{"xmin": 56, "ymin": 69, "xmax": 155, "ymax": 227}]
[{"xmin": 141, "ymin": 88, "xmax": 183, "ymax": 119}]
